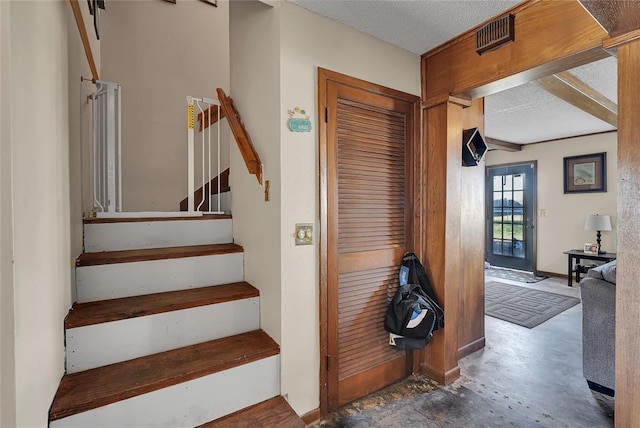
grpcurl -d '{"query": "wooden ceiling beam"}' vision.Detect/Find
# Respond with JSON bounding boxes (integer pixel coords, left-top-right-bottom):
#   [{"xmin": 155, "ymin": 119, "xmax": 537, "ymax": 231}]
[
  {"xmin": 484, "ymin": 137, "xmax": 522, "ymax": 152},
  {"xmin": 421, "ymin": 0, "xmax": 610, "ymax": 104},
  {"xmin": 535, "ymin": 71, "xmax": 618, "ymax": 127}
]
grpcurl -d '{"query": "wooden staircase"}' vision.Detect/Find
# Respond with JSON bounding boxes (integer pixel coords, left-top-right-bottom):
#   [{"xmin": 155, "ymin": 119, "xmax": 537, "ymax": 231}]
[{"xmin": 49, "ymin": 215, "xmax": 304, "ymax": 427}]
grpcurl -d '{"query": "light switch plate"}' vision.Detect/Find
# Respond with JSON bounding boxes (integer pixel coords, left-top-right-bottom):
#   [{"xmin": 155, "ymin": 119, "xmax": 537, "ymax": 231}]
[{"xmin": 295, "ymin": 223, "xmax": 313, "ymax": 245}]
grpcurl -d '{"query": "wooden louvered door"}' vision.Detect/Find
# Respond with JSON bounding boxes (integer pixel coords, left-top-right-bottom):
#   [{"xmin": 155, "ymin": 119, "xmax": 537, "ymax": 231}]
[{"xmin": 321, "ymin": 69, "xmax": 418, "ymax": 410}]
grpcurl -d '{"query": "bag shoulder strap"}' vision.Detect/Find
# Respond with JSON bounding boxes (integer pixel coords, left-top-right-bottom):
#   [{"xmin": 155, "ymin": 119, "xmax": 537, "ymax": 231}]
[
  {"xmin": 402, "ymin": 252, "xmax": 444, "ymax": 328},
  {"xmin": 402, "ymin": 253, "xmax": 436, "ymax": 300}
]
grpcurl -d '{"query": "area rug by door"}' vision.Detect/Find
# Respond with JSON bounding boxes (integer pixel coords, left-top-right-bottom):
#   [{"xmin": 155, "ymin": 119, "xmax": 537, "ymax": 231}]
[
  {"xmin": 485, "ymin": 281, "xmax": 580, "ymax": 328},
  {"xmin": 485, "ymin": 266, "xmax": 548, "ymax": 283}
]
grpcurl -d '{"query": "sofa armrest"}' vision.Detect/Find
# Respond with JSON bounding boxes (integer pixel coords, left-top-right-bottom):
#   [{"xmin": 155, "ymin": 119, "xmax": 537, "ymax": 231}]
[{"xmin": 580, "ymin": 277, "xmax": 616, "ymax": 391}]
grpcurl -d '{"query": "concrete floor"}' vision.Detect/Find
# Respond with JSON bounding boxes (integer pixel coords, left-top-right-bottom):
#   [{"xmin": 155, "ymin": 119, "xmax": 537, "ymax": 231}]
[{"xmin": 316, "ymin": 276, "xmax": 614, "ymax": 427}]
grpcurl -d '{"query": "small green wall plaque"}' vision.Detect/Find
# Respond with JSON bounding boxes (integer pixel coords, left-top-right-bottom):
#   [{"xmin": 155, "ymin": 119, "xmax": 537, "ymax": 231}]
[{"xmin": 287, "ymin": 107, "xmax": 312, "ymax": 132}]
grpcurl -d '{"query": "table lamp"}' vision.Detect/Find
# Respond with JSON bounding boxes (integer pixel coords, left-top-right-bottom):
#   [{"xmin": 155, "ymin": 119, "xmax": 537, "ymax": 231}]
[{"xmin": 584, "ymin": 214, "xmax": 612, "ymax": 254}]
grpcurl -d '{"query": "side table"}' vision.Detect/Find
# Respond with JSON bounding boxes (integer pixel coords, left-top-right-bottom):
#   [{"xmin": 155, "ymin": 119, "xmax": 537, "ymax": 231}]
[{"xmin": 563, "ymin": 250, "xmax": 617, "ymax": 287}]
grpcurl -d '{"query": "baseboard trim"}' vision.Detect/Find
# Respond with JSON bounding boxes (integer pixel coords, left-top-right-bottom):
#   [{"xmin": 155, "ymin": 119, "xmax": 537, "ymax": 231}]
[
  {"xmin": 536, "ymin": 270, "xmax": 567, "ymax": 280},
  {"xmin": 458, "ymin": 337, "xmax": 485, "ymax": 359},
  {"xmin": 419, "ymin": 364, "xmax": 460, "ymax": 385},
  {"xmin": 301, "ymin": 407, "xmax": 320, "ymax": 425}
]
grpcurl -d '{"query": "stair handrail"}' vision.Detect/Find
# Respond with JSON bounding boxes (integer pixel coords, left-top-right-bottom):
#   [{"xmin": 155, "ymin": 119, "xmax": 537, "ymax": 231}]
[
  {"xmin": 216, "ymin": 88, "xmax": 263, "ymax": 185},
  {"xmin": 67, "ymin": 0, "xmax": 99, "ymax": 81},
  {"xmin": 183, "ymin": 89, "xmax": 264, "ymax": 211}
]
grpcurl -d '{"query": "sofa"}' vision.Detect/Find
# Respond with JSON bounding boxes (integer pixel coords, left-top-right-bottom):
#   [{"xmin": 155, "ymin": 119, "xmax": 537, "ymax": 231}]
[{"xmin": 579, "ymin": 259, "xmax": 616, "ymax": 397}]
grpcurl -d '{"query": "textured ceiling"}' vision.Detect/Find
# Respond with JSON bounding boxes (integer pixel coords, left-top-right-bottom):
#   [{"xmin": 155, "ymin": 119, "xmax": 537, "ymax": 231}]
[
  {"xmin": 293, "ymin": 0, "xmax": 520, "ymax": 55},
  {"xmin": 292, "ymin": 0, "xmax": 618, "ymax": 145},
  {"xmin": 484, "ymin": 57, "xmax": 617, "ymax": 144},
  {"xmin": 570, "ymin": 56, "xmax": 617, "ymax": 104}
]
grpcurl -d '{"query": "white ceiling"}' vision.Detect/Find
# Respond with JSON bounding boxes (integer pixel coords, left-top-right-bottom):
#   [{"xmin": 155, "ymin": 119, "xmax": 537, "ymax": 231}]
[
  {"xmin": 291, "ymin": 0, "xmax": 618, "ymax": 145},
  {"xmin": 293, "ymin": 0, "xmax": 521, "ymax": 55},
  {"xmin": 485, "ymin": 57, "xmax": 618, "ymax": 144}
]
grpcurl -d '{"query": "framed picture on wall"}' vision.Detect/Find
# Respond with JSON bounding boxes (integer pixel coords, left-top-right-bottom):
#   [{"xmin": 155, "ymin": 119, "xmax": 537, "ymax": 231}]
[{"xmin": 563, "ymin": 152, "xmax": 607, "ymax": 193}]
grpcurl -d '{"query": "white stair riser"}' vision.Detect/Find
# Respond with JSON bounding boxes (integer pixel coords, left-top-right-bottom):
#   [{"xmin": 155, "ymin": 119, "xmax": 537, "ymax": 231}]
[
  {"xmin": 84, "ymin": 219, "xmax": 233, "ymax": 252},
  {"xmin": 66, "ymin": 297, "xmax": 260, "ymax": 373},
  {"xmin": 76, "ymin": 253, "xmax": 244, "ymax": 302},
  {"xmin": 50, "ymin": 355, "xmax": 280, "ymax": 428}
]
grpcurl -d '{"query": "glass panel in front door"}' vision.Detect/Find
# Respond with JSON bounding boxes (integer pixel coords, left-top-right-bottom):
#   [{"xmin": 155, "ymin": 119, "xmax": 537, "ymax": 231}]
[{"xmin": 492, "ymin": 173, "xmax": 525, "ymax": 259}]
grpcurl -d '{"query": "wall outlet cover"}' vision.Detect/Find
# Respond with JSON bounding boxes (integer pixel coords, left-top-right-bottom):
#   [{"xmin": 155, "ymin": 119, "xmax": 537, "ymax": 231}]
[{"xmin": 295, "ymin": 223, "xmax": 313, "ymax": 245}]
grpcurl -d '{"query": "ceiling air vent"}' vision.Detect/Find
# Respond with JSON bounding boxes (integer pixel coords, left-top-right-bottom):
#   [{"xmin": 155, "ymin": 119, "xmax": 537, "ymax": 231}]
[{"xmin": 476, "ymin": 14, "xmax": 515, "ymax": 55}]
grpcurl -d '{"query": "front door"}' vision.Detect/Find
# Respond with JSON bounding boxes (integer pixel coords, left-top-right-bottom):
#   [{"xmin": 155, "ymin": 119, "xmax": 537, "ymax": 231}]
[
  {"xmin": 486, "ymin": 162, "xmax": 537, "ymax": 272},
  {"xmin": 320, "ymin": 68, "xmax": 418, "ymax": 411}
]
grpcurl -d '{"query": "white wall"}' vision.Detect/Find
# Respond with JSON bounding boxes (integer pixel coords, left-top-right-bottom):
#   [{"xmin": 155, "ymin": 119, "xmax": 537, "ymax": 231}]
[
  {"xmin": 101, "ymin": 0, "xmax": 230, "ymax": 212},
  {"xmin": 68, "ymin": 0, "xmax": 100, "ymax": 302},
  {"xmin": 0, "ymin": 2, "xmax": 16, "ymax": 426},
  {"xmin": 230, "ymin": 1, "xmax": 420, "ymax": 415},
  {"xmin": 229, "ymin": 0, "xmax": 282, "ymax": 342},
  {"xmin": 486, "ymin": 132, "xmax": 618, "ymax": 274},
  {"xmin": 2, "ymin": 1, "xmax": 76, "ymax": 426},
  {"xmin": 277, "ymin": 2, "xmax": 420, "ymax": 415}
]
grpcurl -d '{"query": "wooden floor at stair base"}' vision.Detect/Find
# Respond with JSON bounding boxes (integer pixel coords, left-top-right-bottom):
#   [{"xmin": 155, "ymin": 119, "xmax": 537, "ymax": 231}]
[
  {"xmin": 49, "ymin": 330, "xmax": 278, "ymax": 421},
  {"xmin": 199, "ymin": 396, "xmax": 305, "ymax": 428}
]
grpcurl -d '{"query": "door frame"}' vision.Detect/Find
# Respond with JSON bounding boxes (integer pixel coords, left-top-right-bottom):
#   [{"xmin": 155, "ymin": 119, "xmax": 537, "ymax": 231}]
[
  {"xmin": 318, "ymin": 68, "xmax": 420, "ymax": 415},
  {"xmin": 418, "ymin": 0, "xmax": 640, "ymax": 391},
  {"xmin": 485, "ymin": 161, "xmax": 538, "ymax": 273}
]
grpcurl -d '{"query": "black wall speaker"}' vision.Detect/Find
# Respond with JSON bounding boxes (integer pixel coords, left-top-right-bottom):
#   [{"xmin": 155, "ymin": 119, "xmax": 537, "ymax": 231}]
[{"xmin": 462, "ymin": 128, "xmax": 487, "ymax": 167}]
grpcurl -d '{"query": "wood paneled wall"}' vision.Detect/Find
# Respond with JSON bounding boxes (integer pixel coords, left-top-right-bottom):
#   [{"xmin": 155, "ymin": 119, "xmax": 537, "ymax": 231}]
[
  {"xmin": 419, "ymin": 0, "xmax": 640, "ymax": 408},
  {"xmin": 614, "ymin": 38, "xmax": 640, "ymax": 426},
  {"xmin": 458, "ymin": 99, "xmax": 486, "ymax": 358},
  {"xmin": 422, "ymin": 0, "xmax": 609, "ymax": 105},
  {"xmin": 420, "ymin": 95, "xmax": 485, "ymax": 381},
  {"xmin": 420, "ymin": 99, "xmax": 467, "ymax": 383}
]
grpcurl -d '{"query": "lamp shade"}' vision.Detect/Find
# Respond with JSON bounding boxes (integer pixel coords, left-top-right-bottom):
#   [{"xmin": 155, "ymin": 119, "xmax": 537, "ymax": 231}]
[{"xmin": 584, "ymin": 214, "xmax": 612, "ymax": 231}]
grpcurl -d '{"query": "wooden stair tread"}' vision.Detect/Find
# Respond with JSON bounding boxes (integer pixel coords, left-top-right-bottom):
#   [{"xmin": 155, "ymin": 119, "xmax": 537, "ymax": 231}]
[
  {"xmin": 65, "ymin": 282, "xmax": 258, "ymax": 329},
  {"xmin": 198, "ymin": 396, "xmax": 305, "ymax": 428},
  {"xmin": 49, "ymin": 330, "xmax": 279, "ymax": 421},
  {"xmin": 76, "ymin": 243, "xmax": 243, "ymax": 267},
  {"xmin": 84, "ymin": 214, "xmax": 231, "ymax": 224}
]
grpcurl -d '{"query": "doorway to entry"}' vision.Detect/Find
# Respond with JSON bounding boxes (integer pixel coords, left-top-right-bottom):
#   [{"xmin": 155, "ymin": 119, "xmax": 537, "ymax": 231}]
[{"xmin": 486, "ymin": 162, "xmax": 537, "ymax": 272}]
